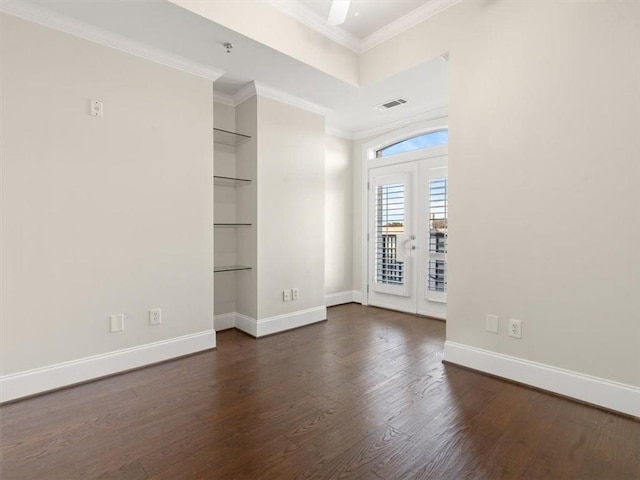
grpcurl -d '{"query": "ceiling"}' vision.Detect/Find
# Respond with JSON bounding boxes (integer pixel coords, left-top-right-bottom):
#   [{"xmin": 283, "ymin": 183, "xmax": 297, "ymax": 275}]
[
  {"xmin": 273, "ymin": 0, "xmax": 430, "ymax": 39},
  {"xmin": 2, "ymin": 0, "xmax": 449, "ymax": 138}
]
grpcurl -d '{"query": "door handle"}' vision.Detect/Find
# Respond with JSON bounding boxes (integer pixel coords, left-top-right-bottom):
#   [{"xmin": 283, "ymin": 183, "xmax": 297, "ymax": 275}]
[{"xmin": 400, "ymin": 236, "xmax": 416, "ymax": 257}]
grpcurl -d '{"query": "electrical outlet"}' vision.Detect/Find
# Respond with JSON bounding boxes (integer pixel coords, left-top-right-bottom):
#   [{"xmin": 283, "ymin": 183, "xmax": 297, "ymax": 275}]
[
  {"xmin": 508, "ymin": 319, "xmax": 522, "ymax": 339},
  {"xmin": 149, "ymin": 308, "xmax": 162, "ymax": 326},
  {"xmin": 292, "ymin": 287, "xmax": 299, "ymax": 300},
  {"xmin": 283, "ymin": 289, "xmax": 291, "ymax": 302},
  {"xmin": 486, "ymin": 314, "xmax": 499, "ymax": 333},
  {"xmin": 110, "ymin": 314, "xmax": 124, "ymax": 333},
  {"xmin": 91, "ymin": 100, "xmax": 103, "ymax": 117}
]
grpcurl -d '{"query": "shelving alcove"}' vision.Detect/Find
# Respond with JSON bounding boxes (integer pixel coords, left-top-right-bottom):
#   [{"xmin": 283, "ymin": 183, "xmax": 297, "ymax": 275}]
[{"xmin": 213, "ymin": 128, "xmax": 253, "ymax": 274}]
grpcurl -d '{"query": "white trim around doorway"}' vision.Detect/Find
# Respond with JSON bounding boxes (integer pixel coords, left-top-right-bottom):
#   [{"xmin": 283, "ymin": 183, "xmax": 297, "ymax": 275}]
[{"xmin": 359, "ymin": 114, "xmax": 449, "ymax": 307}]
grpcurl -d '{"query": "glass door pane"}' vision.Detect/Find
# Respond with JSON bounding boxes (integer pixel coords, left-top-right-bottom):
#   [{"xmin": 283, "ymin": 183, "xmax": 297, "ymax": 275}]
[
  {"xmin": 428, "ymin": 177, "xmax": 447, "ymax": 296},
  {"xmin": 375, "ymin": 183, "xmax": 405, "ymax": 287}
]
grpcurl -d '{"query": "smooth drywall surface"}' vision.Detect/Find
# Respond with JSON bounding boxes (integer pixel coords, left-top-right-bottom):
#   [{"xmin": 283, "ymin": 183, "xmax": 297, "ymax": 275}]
[
  {"xmin": 213, "ymin": 101, "xmax": 237, "ymax": 315},
  {"xmin": 1, "ymin": 14, "xmax": 214, "ymax": 374},
  {"xmin": 357, "ymin": 0, "xmax": 640, "ymax": 386},
  {"xmin": 256, "ymin": 97, "xmax": 325, "ymax": 319},
  {"xmin": 359, "ymin": 0, "xmax": 465, "ymax": 86},
  {"xmin": 325, "ymin": 134, "xmax": 353, "ymax": 296},
  {"xmin": 169, "ymin": 0, "xmax": 359, "ymax": 87}
]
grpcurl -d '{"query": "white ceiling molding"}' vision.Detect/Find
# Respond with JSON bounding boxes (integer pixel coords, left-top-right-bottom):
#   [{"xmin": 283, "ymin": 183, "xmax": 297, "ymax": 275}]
[
  {"xmin": 265, "ymin": 0, "xmax": 462, "ymax": 54},
  {"xmin": 0, "ymin": 1, "xmax": 225, "ymax": 81},
  {"xmin": 212, "ymin": 91, "xmax": 235, "ymax": 107},
  {"xmin": 266, "ymin": 0, "xmax": 361, "ymax": 53},
  {"xmin": 349, "ymin": 105, "xmax": 449, "ymax": 140},
  {"xmin": 360, "ymin": 0, "xmax": 462, "ymax": 52},
  {"xmin": 325, "ymin": 125, "xmax": 354, "ymax": 140},
  {"xmin": 254, "ymin": 82, "xmax": 332, "ymax": 117},
  {"xmin": 226, "ymin": 81, "xmax": 331, "ymax": 118},
  {"xmin": 232, "ymin": 82, "xmax": 259, "ymax": 106}
]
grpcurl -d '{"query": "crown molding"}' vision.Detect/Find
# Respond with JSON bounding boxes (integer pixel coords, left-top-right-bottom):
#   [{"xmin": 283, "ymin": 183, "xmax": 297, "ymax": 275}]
[
  {"xmin": 323, "ymin": 105, "xmax": 448, "ymax": 141},
  {"xmin": 360, "ymin": 0, "xmax": 462, "ymax": 52},
  {"xmin": 233, "ymin": 82, "xmax": 259, "ymax": 106},
  {"xmin": 266, "ymin": 0, "xmax": 361, "ymax": 53},
  {"xmin": 350, "ymin": 105, "xmax": 448, "ymax": 140},
  {"xmin": 254, "ymin": 82, "xmax": 331, "ymax": 117},
  {"xmin": 265, "ymin": 0, "xmax": 462, "ymax": 54},
  {"xmin": 226, "ymin": 81, "xmax": 331, "ymax": 118},
  {"xmin": 213, "ymin": 91, "xmax": 235, "ymax": 107},
  {"xmin": 325, "ymin": 125, "xmax": 354, "ymax": 140},
  {"xmin": 0, "ymin": 1, "xmax": 225, "ymax": 81}
]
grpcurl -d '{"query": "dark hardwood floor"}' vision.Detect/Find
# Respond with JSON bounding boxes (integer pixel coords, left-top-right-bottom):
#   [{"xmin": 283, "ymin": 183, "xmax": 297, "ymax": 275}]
[{"xmin": 1, "ymin": 304, "xmax": 638, "ymax": 479}]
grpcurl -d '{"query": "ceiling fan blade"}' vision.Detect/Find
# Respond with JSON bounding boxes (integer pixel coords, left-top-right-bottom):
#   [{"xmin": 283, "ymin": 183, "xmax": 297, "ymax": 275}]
[{"xmin": 328, "ymin": 0, "xmax": 350, "ymax": 26}]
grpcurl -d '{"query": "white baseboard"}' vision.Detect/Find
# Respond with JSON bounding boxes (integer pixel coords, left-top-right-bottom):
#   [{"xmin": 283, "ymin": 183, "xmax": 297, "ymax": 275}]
[
  {"xmin": 257, "ymin": 306, "xmax": 326, "ymax": 337},
  {"xmin": 443, "ymin": 341, "xmax": 640, "ymax": 417},
  {"xmin": 353, "ymin": 290, "xmax": 364, "ymax": 304},
  {"xmin": 235, "ymin": 313, "xmax": 258, "ymax": 337},
  {"xmin": 0, "ymin": 330, "xmax": 216, "ymax": 403},
  {"xmin": 234, "ymin": 306, "xmax": 327, "ymax": 337},
  {"xmin": 325, "ymin": 291, "xmax": 356, "ymax": 307},
  {"xmin": 214, "ymin": 312, "xmax": 237, "ymax": 331}
]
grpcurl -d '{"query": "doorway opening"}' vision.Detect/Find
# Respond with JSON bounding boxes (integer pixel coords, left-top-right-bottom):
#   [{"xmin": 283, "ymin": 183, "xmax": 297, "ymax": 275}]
[{"xmin": 362, "ymin": 121, "xmax": 448, "ymax": 319}]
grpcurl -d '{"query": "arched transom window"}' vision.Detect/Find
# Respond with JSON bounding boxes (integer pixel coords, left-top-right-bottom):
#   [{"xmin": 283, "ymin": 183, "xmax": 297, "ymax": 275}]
[{"xmin": 376, "ymin": 130, "xmax": 448, "ymax": 158}]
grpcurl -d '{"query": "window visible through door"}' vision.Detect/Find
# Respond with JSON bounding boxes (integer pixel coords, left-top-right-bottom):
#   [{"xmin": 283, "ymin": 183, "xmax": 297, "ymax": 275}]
[
  {"xmin": 366, "ymin": 126, "xmax": 448, "ymax": 319},
  {"xmin": 377, "ymin": 130, "xmax": 449, "ymax": 157}
]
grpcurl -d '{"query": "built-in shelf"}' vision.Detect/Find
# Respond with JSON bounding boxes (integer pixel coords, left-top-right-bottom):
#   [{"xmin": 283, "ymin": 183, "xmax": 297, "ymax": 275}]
[
  {"xmin": 213, "ymin": 175, "xmax": 252, "ymax": 187},
  {"xmin": 214, "ymin": 223, "xmax": 252, "ymax": 228},
  {"xmin": 214, "ymin": 265, "xmax": 252, "ymax": 273},
  {"xmin": 214, "ymin": 128, "xmax": 252, "ymax": 147}
]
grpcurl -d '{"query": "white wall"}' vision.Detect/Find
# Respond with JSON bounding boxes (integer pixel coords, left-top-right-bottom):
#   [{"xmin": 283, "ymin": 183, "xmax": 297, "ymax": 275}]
[
  {"xmin": 1, "ymin": 15, "xmax": 214, "ymax": 380},
  {"xmin": 350, "ymin": 132, "xmax": 382, "ymax": 295},
  {"xmin": 325, "ymin": 134, "xmax": 353, "ymax": 298},
  {"xmin": 356, "ymin": 0, "xmax": 640, "ymax": 392},
  {"xmin": 256, "ymin": 97, "xmax": 326, "ymax": 320}
]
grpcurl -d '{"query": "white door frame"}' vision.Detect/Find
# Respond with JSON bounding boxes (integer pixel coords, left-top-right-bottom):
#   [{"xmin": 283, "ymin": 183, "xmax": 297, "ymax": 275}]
[{"xmin": 360, "ymin": 114, "xmax": 449, "ymax": 309}]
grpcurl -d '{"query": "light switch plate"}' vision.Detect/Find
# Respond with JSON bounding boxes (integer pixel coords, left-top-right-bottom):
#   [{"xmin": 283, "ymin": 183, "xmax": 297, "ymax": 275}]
[
  {"xmin": 110, "ymin": 314, "xmax": 124, "ymax": 333},
  {"xmin": 486, "ymin": 314, "xmax": 499, "ymax": 334}
]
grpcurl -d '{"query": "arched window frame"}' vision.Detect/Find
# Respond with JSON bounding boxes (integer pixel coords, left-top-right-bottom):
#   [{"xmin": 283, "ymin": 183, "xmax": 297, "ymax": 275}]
[{"xmin": 376, "ymin": 130, "xmax": 449, "ymax": 158}]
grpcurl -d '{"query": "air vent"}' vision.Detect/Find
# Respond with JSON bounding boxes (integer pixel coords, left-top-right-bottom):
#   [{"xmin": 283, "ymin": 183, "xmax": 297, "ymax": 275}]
[{"xmin": 375, "ymin": 98, "xmax": 408, "ymax": 111}]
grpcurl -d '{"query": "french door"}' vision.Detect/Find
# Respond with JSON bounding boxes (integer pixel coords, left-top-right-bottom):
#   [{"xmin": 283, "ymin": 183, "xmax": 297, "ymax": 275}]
[{"xmin": 367, "ymin": 154, "xmax": 448, "ymax": 319}]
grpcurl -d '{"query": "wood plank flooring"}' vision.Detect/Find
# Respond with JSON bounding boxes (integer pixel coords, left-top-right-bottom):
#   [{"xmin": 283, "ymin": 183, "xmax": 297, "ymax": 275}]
[{"xmin": 1, "ymin": 304, "xmax": 638, "ymax": 479}]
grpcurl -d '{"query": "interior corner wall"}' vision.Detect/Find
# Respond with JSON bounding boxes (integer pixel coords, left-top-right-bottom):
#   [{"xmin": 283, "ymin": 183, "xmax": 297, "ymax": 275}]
[
  {"xmin": 1, "ymin": 14, "xmax": 214, "ymax": 379},
  {"xmin": 256, "ymin": 96, "xmax": 325, "ymax": 320},
  {"xmin": 358, "ymin": 0, "xmax": 640, "ymax": 388},
  {"xmin": 325, "ymin": 134, "xmax": 353, "ymax": 297}
]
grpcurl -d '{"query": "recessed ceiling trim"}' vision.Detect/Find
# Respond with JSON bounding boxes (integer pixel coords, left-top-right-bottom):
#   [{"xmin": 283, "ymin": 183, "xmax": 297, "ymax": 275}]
[
  {"xmin": 266, "ymin": 0, "xmax": 361, "ymax": 53},
  {"xmin": 233, "ymin": 82, "xmax": 259, "ymax": 106},
  {"xmin": 213, "ymin": 91, "xmax": 235, "ymax": 107},
  {"xmin": 220, "ymin": 81, "xmax": 332, "ymax": 118},
  {"xmin": 255, "ymin": 82, "xmax": 332, "ymax": 117},
  {"xmin": 0, "ymin": 0, "xmax": 225, "ymax": 81},
  {"xmin": 325, "ymin": 125, "xmax": 353, "ymax": 140},
  {"xmin": 360, "ymin": 0, "xmax": 463, "ymax": 52},
  {"xmin": 266, "ymin": 0, "xmax": 462, "ymax": 54},
  {"xmin": 349, "ymin": 105, "xmax": 448, "ymax": 140}
]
